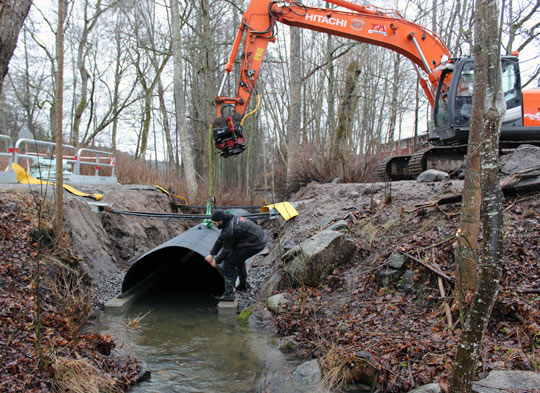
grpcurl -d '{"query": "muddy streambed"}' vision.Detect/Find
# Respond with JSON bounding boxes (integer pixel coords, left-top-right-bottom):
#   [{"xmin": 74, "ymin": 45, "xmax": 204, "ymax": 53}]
[{"xmin": 89, "ymin": 286, "xmax": 322, "ymax": 393}]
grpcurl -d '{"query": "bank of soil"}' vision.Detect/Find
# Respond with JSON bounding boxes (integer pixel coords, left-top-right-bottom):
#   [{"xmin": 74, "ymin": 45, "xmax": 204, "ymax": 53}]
[
  {"xmin": 2, "ymin": 179, "xmax": 539, "ymax": 392},
  {"xmin": 245, "ymin": 180, "xmax": 540, "ymax": 392},
  {"xmin": 0, "ymin": 184, "xmax": 192, "ymax": 391}
]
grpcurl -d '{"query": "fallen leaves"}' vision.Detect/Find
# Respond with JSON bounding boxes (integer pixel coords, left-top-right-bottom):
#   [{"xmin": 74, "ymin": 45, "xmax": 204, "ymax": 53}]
[
  {"xmin": 274, "ymin": 191, "xmax": 540, "ymax": 392},
  {"xmin": 0, "ymin": 191, "xmax": 141, "ymax": 392}
]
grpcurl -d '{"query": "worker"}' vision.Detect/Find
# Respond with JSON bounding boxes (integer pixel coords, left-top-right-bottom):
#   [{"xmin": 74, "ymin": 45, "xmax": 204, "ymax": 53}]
[{"xmin": 205, "ymin": 210, "xmax": 267, "ymax": 301}]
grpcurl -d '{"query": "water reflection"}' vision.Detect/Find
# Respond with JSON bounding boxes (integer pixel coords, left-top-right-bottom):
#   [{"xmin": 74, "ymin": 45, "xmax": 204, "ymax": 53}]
[{"xmin": 93, "ymin": 289, "xmax": 262, "ymax": 393}]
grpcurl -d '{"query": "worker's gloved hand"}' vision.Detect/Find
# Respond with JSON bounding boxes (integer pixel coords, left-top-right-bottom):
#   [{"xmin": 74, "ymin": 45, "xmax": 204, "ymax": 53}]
[{"xmin": 205, "ymin": 255, "xmax": 217, "ymax": 268}]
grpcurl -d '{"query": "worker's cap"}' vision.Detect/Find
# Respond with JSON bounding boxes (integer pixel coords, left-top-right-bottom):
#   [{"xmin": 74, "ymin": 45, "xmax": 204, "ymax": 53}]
[{"xmin": 211, "ymin": 209, "xmax": 227, "ymax": 222}]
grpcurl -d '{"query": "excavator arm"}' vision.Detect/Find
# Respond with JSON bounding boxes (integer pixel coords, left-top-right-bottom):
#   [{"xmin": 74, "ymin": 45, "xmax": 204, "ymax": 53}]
[{"xmin": 213, "ymin": 0, "xmax": 452, "ymax": 157}]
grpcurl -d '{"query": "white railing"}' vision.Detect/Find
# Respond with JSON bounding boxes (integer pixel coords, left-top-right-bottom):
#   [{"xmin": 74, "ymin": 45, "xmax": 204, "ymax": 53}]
[
  {"xmin": 70, "ymin": 147, "xmax": 117, "ymax": 184},
  {"xmin": 0, "ymin": 135, "xmax": 17, "ymax": 183},
  {"xmin": 14, "ymin": 138, "xmax": 77, "ymax": 182},
  {"xmin": 14, "ymin": 138, "xmax": 77, "ymax": 168},
  {"xmin": 0, "ymin": 136, "xmax": 117, "ymax": 185},
  {"xmin": 0, "ymin": 134, "xmax": 13, "ymax": 166}
]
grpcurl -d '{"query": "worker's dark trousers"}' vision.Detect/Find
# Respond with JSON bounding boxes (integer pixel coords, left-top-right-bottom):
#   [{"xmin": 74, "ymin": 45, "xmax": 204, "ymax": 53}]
[{"xmin": 219, "ymin": 245, "xmax": 265, "ymax": 297}]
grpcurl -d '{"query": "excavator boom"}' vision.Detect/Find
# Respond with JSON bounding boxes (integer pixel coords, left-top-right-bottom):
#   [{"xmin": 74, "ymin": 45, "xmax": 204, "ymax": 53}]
[
  {"xmin": 217, "ymin": 0, "xmax": 450, "ymax": 115},
  {"xmin": 212, "ymin": 0, "xmax": 451, "ymax": 157}
]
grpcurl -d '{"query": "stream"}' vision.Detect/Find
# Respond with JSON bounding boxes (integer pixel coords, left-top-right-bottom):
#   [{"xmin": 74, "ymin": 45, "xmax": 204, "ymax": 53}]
[{"xmin": 90, "ymin": 286, "xmax": 323, "ymax": 393}]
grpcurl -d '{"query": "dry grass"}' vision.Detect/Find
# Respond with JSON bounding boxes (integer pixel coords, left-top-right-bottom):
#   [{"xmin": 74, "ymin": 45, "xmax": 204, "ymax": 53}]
[
  {"xmin": 53, "ymin": 357, "xmax": 118, "ymax": 393},
  {"xmin": 317, "ymin": 340, "xmax": 354, "ymax": 391},
  {"xmin": 115, "ymin": 151, "xmax": 189, "ymax": 194},
  {"xmin": 289, "ymin": 146, "xmax": 380, "ymax": 192},
  {"xmin": 307, "ymin": 327, "xmax": 356, "ymax": 391},
  {"xmin": 115, "ymin": 151, "xmax": 264, "ymax": 206},
  {"xmin": 44, "ymin": 266, "xmax": 92, "ymax": 336}
]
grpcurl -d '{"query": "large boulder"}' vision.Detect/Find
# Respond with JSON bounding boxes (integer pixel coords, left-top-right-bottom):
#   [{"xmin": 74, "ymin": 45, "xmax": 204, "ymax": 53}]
[
  {"xmin": 291, "ymin": 359, "xmax": 322, "ymax": 386},
  {"xmin": 267, "ymin": 293, "xmax": 291, "ymax": 313},
  {"xmin": 282, "ymin": 229, "xmax": 356, "ymax": 287},
  {"xmin": 472, "ymin": 370, "xmax": 540, "ymax": 393},
  {"xmin": 348, "ymin": 351, "xmax": 378, "ymax": 387},
  {"xmin": 408, "ymin": 383, "xmax": 441, "ymax": 393},
  {"xmin": 501, "ymin": 144, "xmax": 540, "ymax": 174},
  {"xmin": 417, "ymin": 169, "xmax": 450, "ymax": 182}
]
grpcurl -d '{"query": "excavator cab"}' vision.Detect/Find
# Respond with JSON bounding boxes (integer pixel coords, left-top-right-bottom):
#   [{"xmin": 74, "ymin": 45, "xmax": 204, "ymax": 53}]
[
  {"xmin": 431, "ymin": 56, "xmax": 525, "ymax": 145},
  {"xmin": 212, "ymin": 111, "xmax": 246, "ymax": 158}
]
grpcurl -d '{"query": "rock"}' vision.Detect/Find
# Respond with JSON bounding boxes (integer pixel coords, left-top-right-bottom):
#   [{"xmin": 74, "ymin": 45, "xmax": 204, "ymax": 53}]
[
  {"xmin": 376, "ymin": 269, "xmax": 401, "ymax": 288},
  {"xmin": 267, "ymin": 293, "xmax": 291, "ymax": 313},
  {"xmin": 278, "ymin": 339, "xmax": 296, "ymax": 354},
  {"xmin": 417, "ymin": 169, "xmax": 450, "ymax": 182},
  {"xmin": 400, "ymin": 269, "xmax": 416, "ymax": 291},
  {"xmin": 387, "ymin": 253, "xmax": 406, "ymax": 269},
  {"xmin": 136, "ymin": 360, "xmax": 151, "ymax": 383},
  {"xmin": 4, "ymin": 201, "xmax": 17, "ymax": 212},
  {"xmin": 327, "ymin": 220, "xmax": 349, "ymax": 233},
  {"xmin": 258, "ymin": 269, "xmax": 286, "ymax": 301},
  {"xmin": 291, "ymin": 359, "xmax": 322, "ymax": 386},
  {"xmin": 342, "ymin": 383, "xmax": 373, "ymax": 393},
  {"xmin": 348, "ymin": 351, "xmax": 378, "ymax": 387},
  {"xmin": 501, "ymin": 144, "xmax": 540, "ymax": 175},
  {"xmin": 248, "ymin": 305, "xmax": 275, "ymax": 332},
  {"xmin": 407, "ymin": 383, "xmax": 441, "ymax": 393},
  {"xmin": 472, "ymin": 370, "xmax": 540, "ymax": 393},
  {"xmin": 283, "ymin": 229, "xmax": 356, "ymax": 287}
]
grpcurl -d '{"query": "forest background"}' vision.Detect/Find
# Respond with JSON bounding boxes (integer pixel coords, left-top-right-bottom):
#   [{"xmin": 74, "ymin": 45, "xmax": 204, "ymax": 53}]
[{"xmin": 1, "ymin": 0, "xmax": 539, "ymax": 201}]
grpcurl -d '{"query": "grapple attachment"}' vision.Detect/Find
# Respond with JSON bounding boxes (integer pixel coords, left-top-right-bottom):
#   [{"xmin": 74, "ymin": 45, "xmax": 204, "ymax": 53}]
[{"xmin": 212, "ymin": 113, "xmax": 246, "ymax": 157}]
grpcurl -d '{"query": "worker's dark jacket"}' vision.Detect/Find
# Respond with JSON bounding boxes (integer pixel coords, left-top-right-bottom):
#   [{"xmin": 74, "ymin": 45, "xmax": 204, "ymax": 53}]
[{"xmin": 211, "ymin": 214, "xmax": 267, "ymax": 264}]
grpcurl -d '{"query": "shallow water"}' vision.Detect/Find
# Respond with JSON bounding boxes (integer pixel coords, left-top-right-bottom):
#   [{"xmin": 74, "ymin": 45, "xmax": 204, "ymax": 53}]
[{"xmin": 90, "ymin": 287, "xmax": 321, "ymax": 393}]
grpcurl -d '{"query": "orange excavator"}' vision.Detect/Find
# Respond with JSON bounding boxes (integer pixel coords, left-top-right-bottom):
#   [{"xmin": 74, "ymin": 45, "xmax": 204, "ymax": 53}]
[{"xmin": 212, "ymin": 0, "xmax": 540, "ymax": 179}]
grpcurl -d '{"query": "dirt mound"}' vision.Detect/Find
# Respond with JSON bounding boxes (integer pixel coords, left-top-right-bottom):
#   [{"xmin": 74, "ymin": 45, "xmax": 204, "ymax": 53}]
[
  {"xmin": 248, "ymin": 179, "xmax": 540, "ymax": 392},
  {"xmin": 61, "ymin": 184, "xmax": 189, "ymax": 302}
]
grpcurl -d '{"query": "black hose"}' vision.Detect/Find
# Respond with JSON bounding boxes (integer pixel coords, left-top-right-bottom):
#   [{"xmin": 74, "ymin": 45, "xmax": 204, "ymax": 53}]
[{"xmin": 107, "ymin": 208, "xmax": 271, "ymax": 221}]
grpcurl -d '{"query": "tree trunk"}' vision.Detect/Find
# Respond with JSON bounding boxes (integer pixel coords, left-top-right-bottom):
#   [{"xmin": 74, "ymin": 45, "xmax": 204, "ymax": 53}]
[
  {"xmin": 170, "ymin": 0, "xmax": 198, "ymax": 201},
  {"xmin": 333, "ymin": 60, "xmax": 361, "ymax": 171},
  {"xmin": 71, "ymin": 0, "xmax": 106, "ymax": 146},
  {"xmin": 156, "ymin": 75, "xmax": 175, "ymax": 171},
  {"xmin": 0, "ymin": 0, "xmax": 33, "ymax": 96},
  {"xmin": 455, "ymin": 1, "xmax": 489, "ymax": 301},
  {"xmin": 54, "ymin": 0, "xmax": 64, "ymax": 242},
  {"xmin": 285, "ymin": 26, "xmax": 302, "ymax": 193},
  {"xmin": 449, "ymin": 1, "xmax": 506, "ymax": 391},
  {"xmin": 325, "ymin": 32, "xmax": 335, "ymax": 138},
  {"xmin": 386, "ymin": 53, "xmax": 401, "ymax": 144}
]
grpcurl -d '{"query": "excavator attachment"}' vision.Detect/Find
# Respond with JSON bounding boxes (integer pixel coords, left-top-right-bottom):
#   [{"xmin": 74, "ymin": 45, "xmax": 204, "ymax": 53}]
[{"xmin": 212, "ymin": 113, "xmax": 246, "ymax": 157}]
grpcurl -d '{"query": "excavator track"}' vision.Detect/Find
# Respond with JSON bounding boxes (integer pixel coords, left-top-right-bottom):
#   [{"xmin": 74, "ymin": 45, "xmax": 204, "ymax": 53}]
[
  {"xmin": 408, "ymin": 145, "xmax": 468, "ymax": 178},
  {"xmin": 380, "ymin": 140, "xmax": 540, "ymax": 182},
  {"xmin": 377, "ymin": 155, "xmax": 411, "ymax": 182}
]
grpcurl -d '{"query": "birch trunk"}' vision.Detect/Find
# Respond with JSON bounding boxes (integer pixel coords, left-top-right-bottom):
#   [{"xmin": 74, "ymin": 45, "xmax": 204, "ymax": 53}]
[
  {"xmin": 171, "ymin": 0, "xmax": 198, "ymax": 201},
  {"xmin": 285, "ymin": 26, "xmax": 302, "ymax": 193}
]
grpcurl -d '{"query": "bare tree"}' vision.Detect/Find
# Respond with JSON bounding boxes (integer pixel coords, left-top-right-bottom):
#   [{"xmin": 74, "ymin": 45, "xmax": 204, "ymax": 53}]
[
  {"xmin": 285, "ymin": 26, "xmax": 302, "ymax": 193},
  {"xmin": 332, "ymin": 60, "xmax": 361, "ymax": 170},
  {"xmin": 54, "ymin": 0, "xmax": 64, "ymax": 241},
  {"xmin": 0, "ymin": 0, "xmax": 33, "ymax": 96},
  {"xmin": 170, "ymin": 0, "xmax": 198, "ymax": 201},
  {"xmin": 71, "ymin": 0, "xmax": 111, "ymax": 146},
  {"xmin": 449, "ymin": 1, "xmax": 506, "ymax": 391}
]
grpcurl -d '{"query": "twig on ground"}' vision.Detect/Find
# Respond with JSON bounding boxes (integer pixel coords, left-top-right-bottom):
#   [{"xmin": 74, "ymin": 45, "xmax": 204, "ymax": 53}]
[{"xmin": 403, "ymin": 253, "xmax": 454, "ymax": 283}]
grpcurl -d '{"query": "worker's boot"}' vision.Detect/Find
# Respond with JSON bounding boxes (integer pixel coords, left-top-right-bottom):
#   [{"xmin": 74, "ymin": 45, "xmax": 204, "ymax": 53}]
[
  {"xmin": 216, "ymin": 279, "xmax": 235, "ymax": 301},
  {"xmin": 235, "ymin": 281, "xmax": 250, "ymax": 292}
]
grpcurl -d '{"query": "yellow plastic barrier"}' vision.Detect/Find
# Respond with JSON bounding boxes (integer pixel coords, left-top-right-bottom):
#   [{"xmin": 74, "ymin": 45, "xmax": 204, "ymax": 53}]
[
  {"xmin": 12, "ymin": 163, "xmax": 103, "ymax": 201},
  {"xmin": 261, "ymin": 202, "xmax": 299, "ymax": 221},
  {"xmin": 153, "ymin": 185, "xmax": 188, "ymax": 205}
]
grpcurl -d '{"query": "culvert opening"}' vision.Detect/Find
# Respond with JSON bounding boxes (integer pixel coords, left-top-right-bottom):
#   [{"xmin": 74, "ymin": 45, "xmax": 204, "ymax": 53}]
[{"xmin": 120, "ymin": 224, "xmax": 225, "ymax": 301}]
